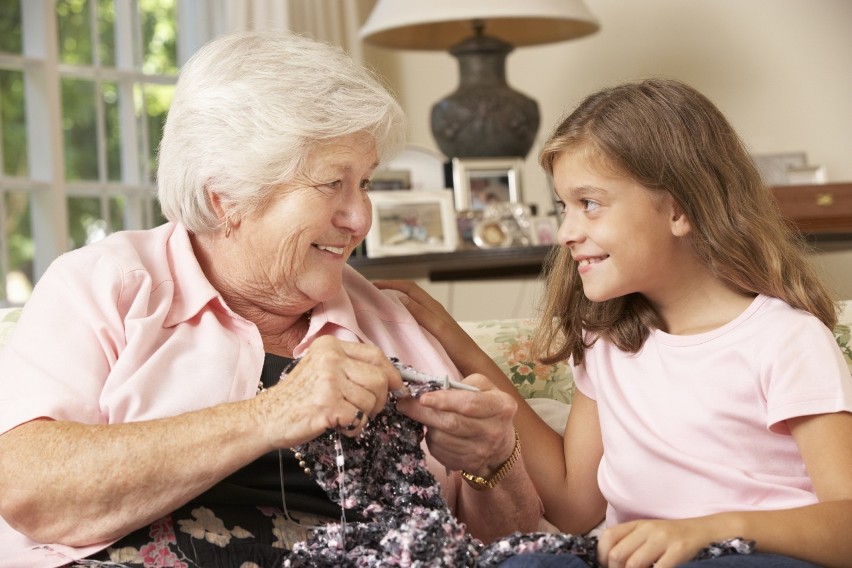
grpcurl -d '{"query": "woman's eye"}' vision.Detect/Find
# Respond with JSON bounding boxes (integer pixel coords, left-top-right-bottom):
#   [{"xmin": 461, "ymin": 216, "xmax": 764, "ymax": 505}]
[
  {"xmin": 360, "ymin": 179, "xmax": 372, "ymax": 191},
  {"xmin": 316, "ymin": 180, "xmax": 342, "ymax": 192}
]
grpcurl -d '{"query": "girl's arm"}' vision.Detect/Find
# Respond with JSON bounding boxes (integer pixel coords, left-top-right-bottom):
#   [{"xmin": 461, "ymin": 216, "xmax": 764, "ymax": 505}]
[
  {"xmin": 597, "ymin": 411, "xmax": 852, "ymax": 568},
  {"xmin": 375, "ymin": 279, "xmax": 606, "ymax": 533}
]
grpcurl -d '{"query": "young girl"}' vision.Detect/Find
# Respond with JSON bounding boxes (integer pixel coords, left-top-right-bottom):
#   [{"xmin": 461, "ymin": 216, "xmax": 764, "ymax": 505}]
[{"xmin": 378, "ymin": 79, "xmax": 852, "ymax": 567}]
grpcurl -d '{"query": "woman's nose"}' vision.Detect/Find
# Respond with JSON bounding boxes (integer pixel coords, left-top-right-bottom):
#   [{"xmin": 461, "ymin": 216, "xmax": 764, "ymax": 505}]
[{"xmin": 335, "ymin": 190, "xmax": 372, "ymax": 235}]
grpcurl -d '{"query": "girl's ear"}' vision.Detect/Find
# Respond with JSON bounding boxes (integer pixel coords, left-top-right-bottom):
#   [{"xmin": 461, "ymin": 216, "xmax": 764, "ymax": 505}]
[{"xmin": 669, "ymin": 200, "xmax": 692, "ymax": 237}]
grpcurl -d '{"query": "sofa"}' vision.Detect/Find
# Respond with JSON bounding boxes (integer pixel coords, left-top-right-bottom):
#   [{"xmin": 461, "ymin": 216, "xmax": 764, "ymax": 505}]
[{"xmin": 2, "ymin": 301, "xmax": 850, "ymax": 431}]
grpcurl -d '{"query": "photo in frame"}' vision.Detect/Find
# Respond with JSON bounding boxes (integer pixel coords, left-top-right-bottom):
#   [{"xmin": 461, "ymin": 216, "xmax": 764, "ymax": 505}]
[
  {"xmin": 365, "ymin": 190, "xmax": 458, "ymax": 258},
  {"xmin": 451, "ymin": 157, "xmax": 524, "ymax": 211},
  {"xmin": 530, "ymin": 216, "xmax": 560, "ymax": 246}
]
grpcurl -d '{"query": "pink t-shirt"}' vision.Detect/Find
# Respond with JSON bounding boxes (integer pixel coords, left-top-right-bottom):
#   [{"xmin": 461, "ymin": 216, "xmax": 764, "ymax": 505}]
[
  {"xmin": 574, "ymin": 295, "xmax": 852, "ymax": 527},
  {"xmin": 0, "ymin": 222, "xmax": 463, "ymax": 567}
]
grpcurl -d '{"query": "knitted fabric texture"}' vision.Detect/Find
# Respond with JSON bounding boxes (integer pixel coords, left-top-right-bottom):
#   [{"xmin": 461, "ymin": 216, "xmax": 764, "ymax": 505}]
[{"xmin": 280, "ymin": 360, "xmax": 753, "ymax": 567}]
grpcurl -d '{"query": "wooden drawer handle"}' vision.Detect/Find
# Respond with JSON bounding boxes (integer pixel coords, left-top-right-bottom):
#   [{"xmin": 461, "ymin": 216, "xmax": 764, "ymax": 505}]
[{"xmin": 816, "ymin": 193, "xmax": 835, "ymax": 207}]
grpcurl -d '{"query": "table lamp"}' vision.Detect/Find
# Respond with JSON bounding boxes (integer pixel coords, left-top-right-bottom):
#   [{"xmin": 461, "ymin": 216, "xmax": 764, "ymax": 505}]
[{"xmin": 359, "ymin": 0, "xmax": 600, "ymax": 159}]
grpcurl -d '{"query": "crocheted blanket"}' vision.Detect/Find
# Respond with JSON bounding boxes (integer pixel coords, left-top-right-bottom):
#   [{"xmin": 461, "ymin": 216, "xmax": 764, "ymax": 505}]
[{"xmin": 281, "ymin": 360, "xmax": 753, "ymax": 567}]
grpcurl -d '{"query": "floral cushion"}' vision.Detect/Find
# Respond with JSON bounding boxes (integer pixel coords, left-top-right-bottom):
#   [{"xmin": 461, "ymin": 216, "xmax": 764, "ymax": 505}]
[{"xmin": 460, "ymin": 318, "xmax": 574, "ymax": 405}]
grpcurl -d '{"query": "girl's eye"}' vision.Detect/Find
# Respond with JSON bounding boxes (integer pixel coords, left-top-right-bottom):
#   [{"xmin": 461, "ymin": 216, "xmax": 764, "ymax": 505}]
[
  {"xmin": 581, "ymin": 199, "xmax": 599, "ymax": 212},
  {"xmin": 554, "ymin": 200, "xmax": 567, "ymax": 215}
]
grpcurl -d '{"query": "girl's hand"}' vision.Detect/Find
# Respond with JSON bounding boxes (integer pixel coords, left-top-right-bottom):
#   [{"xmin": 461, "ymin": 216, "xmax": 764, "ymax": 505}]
[
  {"xmin": 598, "ymin": 517, "xmax": 720, "ymax": 568},
  {"xmin": 374, "ymin": 279, "xmax": 488, "ymax": 376}
]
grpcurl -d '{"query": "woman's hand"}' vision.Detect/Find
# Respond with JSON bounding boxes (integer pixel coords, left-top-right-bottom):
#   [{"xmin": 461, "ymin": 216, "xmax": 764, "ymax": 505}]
[
  {"xmin": 374, "ymin": 280, "xmax": 489, "ymax": 377},
  {"xmin": 395, "ymin": 373, "xmax": 517, "ymax": 475},
  {"xmin": 597, "ymin": 517, "xmax": 720, "ymax": 568},
  {"xmin": 250, "ymin": 335, "xmax": 403, "ymax": 449}
]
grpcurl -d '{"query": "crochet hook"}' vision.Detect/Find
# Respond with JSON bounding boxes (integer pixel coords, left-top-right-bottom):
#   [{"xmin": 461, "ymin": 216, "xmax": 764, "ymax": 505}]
[{"xmin": 397, "ymin": 367, "xmax": 480, "ymax": 392}]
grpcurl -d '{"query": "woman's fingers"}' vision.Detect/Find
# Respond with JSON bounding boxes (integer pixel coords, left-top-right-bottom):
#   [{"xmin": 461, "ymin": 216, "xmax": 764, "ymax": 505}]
[{"xmin": 253, "ymin": 336, "xmax": 400, "ymax": 446}]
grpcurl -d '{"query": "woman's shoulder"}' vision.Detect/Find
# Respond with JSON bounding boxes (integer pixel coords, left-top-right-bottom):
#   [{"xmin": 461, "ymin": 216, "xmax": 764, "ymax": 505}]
[{"xmin": 341, "ymin": 266, "xmax": 415, "ymax": 321}]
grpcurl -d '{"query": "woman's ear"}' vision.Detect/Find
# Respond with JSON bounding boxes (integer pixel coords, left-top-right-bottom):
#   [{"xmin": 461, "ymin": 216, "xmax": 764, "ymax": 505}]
[
  {"xmin": 206, "ymin": 185, "xmax": 227, "ymax": 222},
  {"xmin": 206, "ymin": 185, "xmax": 239, "ymax": 236}
]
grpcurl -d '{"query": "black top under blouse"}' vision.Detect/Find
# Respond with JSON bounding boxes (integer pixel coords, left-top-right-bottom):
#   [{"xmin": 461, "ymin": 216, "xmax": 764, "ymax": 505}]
[{"xmin": 188, "ymin": 353, "xmax": 342, "ymax": 519}]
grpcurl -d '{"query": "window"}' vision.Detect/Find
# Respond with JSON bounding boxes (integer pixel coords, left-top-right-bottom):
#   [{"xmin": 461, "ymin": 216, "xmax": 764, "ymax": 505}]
[{"xmin": 0, "ymin": 0, "xmax": 187, "ymax": 306}]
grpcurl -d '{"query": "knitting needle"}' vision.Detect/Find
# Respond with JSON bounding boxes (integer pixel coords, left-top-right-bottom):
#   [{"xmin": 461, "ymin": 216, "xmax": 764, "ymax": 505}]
[{"xmin": 397, "ymin": 367, "xmax": 480, "ymax": 392}]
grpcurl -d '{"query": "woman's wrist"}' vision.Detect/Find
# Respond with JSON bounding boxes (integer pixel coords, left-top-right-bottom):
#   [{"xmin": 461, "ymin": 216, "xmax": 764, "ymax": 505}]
[{"xmin": 461, "ymin": 430, "xmax": 521, "ymax": 491}]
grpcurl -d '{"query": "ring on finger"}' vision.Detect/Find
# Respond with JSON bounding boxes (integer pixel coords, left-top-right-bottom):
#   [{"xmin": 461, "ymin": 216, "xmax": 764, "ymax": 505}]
[{"xmin": 345, "ymin": 408, "xmax": 365, "ymax": 431}]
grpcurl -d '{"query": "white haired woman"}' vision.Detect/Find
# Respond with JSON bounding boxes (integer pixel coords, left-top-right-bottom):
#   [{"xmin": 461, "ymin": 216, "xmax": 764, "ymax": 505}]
[{"xmin": 0, "ymin": 31, "xmax": 541, "ymax": 567}]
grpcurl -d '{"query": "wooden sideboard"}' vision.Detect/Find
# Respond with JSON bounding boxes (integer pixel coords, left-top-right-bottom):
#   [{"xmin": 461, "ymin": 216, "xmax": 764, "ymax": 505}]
[
  {"xmin": 771, "ymin": 182, "xmax": 852, "ymax": 234},
  {"xmin": 349, "ymin": 182, "xmax": 852, "ymax": 281}
]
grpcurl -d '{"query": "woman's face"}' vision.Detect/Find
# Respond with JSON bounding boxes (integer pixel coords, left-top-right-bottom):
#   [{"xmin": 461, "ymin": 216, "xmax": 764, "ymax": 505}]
[{"xmin": 235, "ymin": 132, "xmax": 378, "ymax": 311}]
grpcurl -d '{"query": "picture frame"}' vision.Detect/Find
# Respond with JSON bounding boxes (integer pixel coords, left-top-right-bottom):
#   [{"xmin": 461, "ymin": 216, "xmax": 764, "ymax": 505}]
[
  {"xmin": 365, "ymin": 190, "xmax": 458, "ymax": 258},
  {"xmin": 451, "ymin": 157, "xmax": 524, "ymax": 211}
]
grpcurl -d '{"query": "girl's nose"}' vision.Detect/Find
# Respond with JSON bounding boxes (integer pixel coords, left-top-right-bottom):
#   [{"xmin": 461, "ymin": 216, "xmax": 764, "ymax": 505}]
[{"xmin": 556, "ymin": 212, "xmax": 582, "ymax": 247}]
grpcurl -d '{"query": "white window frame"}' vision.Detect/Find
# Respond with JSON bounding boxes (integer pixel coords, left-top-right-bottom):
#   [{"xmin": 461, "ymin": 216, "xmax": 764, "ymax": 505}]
[{"xmin": 0, "ymin": 0, "xmax": 223, "ymax": 306}]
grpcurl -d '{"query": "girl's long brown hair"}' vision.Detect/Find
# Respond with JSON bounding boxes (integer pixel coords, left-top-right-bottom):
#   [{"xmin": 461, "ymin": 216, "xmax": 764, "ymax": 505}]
[{"xmin": 533, "ymin": 79, "xmax": 838, "ymax": 366}]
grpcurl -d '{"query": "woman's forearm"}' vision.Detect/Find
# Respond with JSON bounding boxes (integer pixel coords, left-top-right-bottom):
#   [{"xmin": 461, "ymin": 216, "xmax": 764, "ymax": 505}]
[{"xmin": 0, "ymin": 400, "xmax": 269, "ymax": 546}]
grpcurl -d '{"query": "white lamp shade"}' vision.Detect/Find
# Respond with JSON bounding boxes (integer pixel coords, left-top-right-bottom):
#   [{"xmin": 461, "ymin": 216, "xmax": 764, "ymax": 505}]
[{"xmin": 359, "ymin": 0, "xmax": 600, "ymax": 50}]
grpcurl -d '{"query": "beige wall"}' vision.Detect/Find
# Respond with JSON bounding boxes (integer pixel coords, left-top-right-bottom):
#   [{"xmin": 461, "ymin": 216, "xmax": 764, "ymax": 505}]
[{"xmin": 361, "ymin": 0, "xmax": 852, "ymax": 319}]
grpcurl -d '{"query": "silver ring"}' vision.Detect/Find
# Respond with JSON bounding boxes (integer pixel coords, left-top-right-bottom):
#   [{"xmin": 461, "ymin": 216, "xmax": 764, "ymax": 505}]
[{"xmin": 345, "ymin": 408, "xmax": 365, "ymax": 431}]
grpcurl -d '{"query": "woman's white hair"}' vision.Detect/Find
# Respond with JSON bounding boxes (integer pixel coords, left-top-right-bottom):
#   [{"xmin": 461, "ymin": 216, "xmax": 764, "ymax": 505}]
[{"xmin": 156, "ymin": 30, "xmax": 407, "ymax": 233}]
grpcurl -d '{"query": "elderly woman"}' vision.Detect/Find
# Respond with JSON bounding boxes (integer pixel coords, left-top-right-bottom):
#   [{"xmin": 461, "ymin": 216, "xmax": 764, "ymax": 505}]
[{"xmin": 0, "ymin": 31, "xmax": 542, "ymax": 567}]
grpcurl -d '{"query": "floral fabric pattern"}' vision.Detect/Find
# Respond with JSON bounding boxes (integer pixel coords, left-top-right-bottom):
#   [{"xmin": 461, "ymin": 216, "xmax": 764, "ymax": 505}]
[{"xmin": 459, "ymin": 318, "xmax": 575, "ymax": 404}]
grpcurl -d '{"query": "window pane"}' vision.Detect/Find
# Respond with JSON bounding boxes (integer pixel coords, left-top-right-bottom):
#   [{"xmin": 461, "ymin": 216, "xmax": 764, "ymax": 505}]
[
  {"xmin": 5, "ymin": 191, "xmax": 34, "ymax": 305},
  {"xmin": 103, "ymin": 81, "xmax": 121, "ymax": 181},
  {"xmin": 0, "ymin": 0, "xmax": 23, "ymax": 54},
  {"xmin": 97, "ymin": 0, "xmax": 116, "ymax": 67},
  {"xmin": 57, "ymin": 0, "xmax": 94, "ymax": 65},
  {"xmin": 62, "ymin": 77, "xmax": 99, "ymax": 181},
  {"xmin": 141, "ymin": 83, "xmax": 174, "ymax": 181},
  {"xmin": 109, "ymin": 195, "xmax": 125, "ymax": 231},
  {"xmin": 140, "ymin": 0, "xmax": 178, "ymax": 75},
  {"xmin": 0, "ymin": 69, "xmax": 28, "ymax": 176},
  {"xmin": 67, "ymin": 195, "xmax": 105, "ymax": 249}
]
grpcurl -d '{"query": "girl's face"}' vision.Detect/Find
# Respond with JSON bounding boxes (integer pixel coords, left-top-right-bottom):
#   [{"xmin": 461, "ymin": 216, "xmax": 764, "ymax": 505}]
[
  {"xmin": 551, "ymin": 150, "xmax": 692, "ymax": 305},
  {"xmin": 234, "ymin": 132, "xmax": 377, "ymax": 310}
]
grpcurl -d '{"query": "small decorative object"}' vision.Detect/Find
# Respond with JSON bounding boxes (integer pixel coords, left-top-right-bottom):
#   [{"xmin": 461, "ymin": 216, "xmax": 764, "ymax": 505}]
[
  {"xmin": 530, "ymin": 216, "xmax": 560, "ymax": 246},
  {"xmin": 370, "ymin": 169, "xmax": 412, "ymax": 191},
  {"xmin": 451, "ymin": 157, "xmax": 524, "ymax": 211},
  {"xmin": 751, "ymin": 152, "xmax": 807, "ymax": 186},
  {"xmin": 455, "ymin": 209, "xmax": 483, "ymax": 250},
  {"xmin": 365, "ymin": 190, "xmax": 458, "ymax": 257},
  {"xmin": 377, "ymin": 145, "xmax": 447, "ymax": 190},
  {"xmin": 786, "ymin": 164, "xmax": 828, "ymax": 185},
  {"xmin": 472, "ymin": 202, "xmax": 533, "ymax": 249}
]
